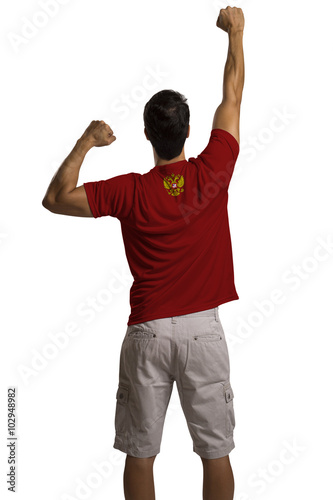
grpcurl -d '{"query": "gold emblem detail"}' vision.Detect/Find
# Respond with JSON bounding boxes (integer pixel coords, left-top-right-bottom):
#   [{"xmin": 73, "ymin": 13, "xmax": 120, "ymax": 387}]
[{"xmin": 163, "ymin": 174, "xmax": 184, "ymax": 196}]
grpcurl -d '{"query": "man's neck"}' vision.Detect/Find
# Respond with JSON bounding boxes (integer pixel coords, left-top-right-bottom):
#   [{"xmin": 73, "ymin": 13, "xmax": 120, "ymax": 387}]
[{"xmin": 154, "ymin": 151, "xmax": 186, "ymax": 167}]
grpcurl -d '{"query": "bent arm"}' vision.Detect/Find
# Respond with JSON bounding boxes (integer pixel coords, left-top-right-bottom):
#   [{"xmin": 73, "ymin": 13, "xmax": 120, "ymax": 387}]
[
  {"xmin": 213, "ymin": 26, "xmax": 245, "ymax": 144},
  {"xmin": 42, "ymin": 137, "xmax": 94, "ymax": 217},
  {"xmin": 42, "ymin": 120, "xmax": 116, "ymax": 217}
]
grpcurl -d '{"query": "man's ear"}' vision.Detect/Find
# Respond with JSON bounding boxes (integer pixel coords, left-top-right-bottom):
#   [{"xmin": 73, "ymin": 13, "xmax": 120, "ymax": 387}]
[
  {"xmin": 187, "ymin": 124, "xmax": 190, "ymax": 138},
  {"xmin": 144, "ymin": 128, "xmax": 149, "ymax": 141}
]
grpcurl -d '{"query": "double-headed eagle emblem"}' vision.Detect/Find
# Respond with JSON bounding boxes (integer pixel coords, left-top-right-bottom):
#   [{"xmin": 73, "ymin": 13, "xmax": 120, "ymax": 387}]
[{"xmin": 163, "ymin": 173, "xmax": 184, "ymax": 196}]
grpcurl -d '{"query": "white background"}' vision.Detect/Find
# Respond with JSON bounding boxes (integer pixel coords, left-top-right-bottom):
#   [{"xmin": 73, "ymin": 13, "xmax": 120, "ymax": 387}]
[{"xmin": 1, "ymin": 0, "xmax": 333, "ymax": 499}]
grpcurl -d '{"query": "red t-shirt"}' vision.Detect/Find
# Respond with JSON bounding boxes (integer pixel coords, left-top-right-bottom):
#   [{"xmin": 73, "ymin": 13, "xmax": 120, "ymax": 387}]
[{"xmin": 84, "ymin": 128, "xmax": 240, "ymax": 325}]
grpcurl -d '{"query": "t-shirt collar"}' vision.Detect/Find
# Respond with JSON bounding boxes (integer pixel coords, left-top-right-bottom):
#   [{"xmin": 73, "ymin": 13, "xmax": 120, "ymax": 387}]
[{"xmin": 153, "ymin": 159, "xmax": 188, "ymax": 173}]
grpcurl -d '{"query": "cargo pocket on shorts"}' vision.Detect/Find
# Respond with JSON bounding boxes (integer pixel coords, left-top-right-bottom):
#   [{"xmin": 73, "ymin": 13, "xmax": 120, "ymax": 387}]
[
  {"xmin": 223, "ymin": 381, "xmax": 235, "ymax": 438},
  {"xmin": 115, "ymin": 384, "xmax": 129, "ymax": 434}
]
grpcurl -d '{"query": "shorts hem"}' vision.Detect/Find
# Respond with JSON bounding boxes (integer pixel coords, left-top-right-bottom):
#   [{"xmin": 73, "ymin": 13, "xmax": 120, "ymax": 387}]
[
  {"xmin": 193, "ymin": 440, "xmax": 235, "ymax": 459},
  {"xmin": 113, "ymin": 441, "xmax": 160, "ymax": 458}
]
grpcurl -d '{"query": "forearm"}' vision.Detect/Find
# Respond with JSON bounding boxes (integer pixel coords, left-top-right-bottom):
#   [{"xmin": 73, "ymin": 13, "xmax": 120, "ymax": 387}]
[
  {"xmin": 43, "ymin": 136, "xmax": 93, "ymax": 204},
  {"xmin": 222, "ymin": 28, "xmax": 244, "ymax": 102}
]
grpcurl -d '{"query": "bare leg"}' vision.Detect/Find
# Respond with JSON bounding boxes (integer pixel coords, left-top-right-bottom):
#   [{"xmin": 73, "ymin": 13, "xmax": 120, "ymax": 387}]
[
  {"xmin": 123, "ymin": 454, "xmax": 157, "ymax": 500},
  {"xmin": 201, "ymin": 455, "xmax": 234, "ymax": 500}
]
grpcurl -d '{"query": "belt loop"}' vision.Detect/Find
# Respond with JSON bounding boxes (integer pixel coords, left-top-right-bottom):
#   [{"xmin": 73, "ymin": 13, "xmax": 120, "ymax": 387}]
[
  {"xmin": 214, "ymin": 307, "xmax": 218, "ymax": 322},
  {"xmin": 171, "ymin": 316, "xmax": 177, "ymax": 324}
]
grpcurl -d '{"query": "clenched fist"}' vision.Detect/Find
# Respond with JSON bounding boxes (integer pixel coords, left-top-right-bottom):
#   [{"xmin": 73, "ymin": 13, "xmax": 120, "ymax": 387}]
[
  {"xmin": 82, "ymin": 120, "xmax": 116, "ymax": 147},
  {"xmin": 216, "ymin": 6, "xmax": 245, "ymax": 33}
]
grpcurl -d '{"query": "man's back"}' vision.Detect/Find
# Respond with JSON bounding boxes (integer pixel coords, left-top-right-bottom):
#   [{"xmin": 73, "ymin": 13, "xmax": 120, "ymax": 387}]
[{"xmin": 83, "ymin": 128, "xmax": 240, "ymax": 325}]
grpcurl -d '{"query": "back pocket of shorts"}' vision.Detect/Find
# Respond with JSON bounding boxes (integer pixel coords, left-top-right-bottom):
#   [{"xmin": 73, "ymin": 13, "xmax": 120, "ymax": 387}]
[
  {"xmin": 127, "ymin": 329, "xmax": 156, "ymax": 340},
  {"xmin": 193, "ymin": 333, "xmax": 222, "ymax": 343}
]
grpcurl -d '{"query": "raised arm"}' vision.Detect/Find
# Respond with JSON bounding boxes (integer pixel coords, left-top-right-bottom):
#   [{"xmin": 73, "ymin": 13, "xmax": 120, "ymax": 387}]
[
  {"xmin": 212, "ymin": 7, "xmax": 245, "ymax": 145},
  {"xmin": 42, "ymin": 121, "xmax": 116, "ymax": 217}
]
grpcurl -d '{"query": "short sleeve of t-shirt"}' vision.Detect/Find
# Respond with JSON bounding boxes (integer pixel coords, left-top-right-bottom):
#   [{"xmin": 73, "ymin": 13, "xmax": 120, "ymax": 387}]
[
  {"xmin": 195, "ymin": 128, "xmax": 240, "ymax": 189},
  {"xmin": 83, "ymin": 172, "xmax": 136, "ymax": 220}
]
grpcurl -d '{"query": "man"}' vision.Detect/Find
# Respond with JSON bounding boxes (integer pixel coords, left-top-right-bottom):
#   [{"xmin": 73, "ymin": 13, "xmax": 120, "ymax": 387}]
[{"xmin": 42, "ymin": 6, "xmax": 245, "ymax": 500}]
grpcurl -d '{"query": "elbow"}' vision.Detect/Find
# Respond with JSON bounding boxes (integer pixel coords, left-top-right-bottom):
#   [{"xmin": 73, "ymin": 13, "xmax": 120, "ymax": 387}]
[
  {"xmin": 42, "ymin": 195, "xmax": 50, "ymax": 209},
  {"xmin": 42, "ymin": 196, "xmax": 56, "ymax": 213},
  {"xmin": 222, "ymin": 91, "xmax": 242, "ymax": 107},
  {"xmin": 234, "ymin": 84, "xmax": 244, "ymax": 105},
  {"xmin": 230, "ymin": 93, "xmax": 243, "ymax": 106},
  {"xmin": 235, "ymin": 90, "xmax": 243, "ymax": 105},
  {"xmin": 42, "ymin": 196, "xmax": 49, "ymax": 209}
]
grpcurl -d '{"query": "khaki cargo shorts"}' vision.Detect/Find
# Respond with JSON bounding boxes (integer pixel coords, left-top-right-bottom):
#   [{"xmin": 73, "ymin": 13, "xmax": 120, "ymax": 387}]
[{"xmin": 113, "ymin": 307, "xmax": 235, "ymax": 459}]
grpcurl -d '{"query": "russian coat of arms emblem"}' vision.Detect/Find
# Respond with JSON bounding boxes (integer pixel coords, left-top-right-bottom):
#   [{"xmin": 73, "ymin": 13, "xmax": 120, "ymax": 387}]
[{"xmin": 163, "ymin": 173, "xmax": 184, "ymax": 196}]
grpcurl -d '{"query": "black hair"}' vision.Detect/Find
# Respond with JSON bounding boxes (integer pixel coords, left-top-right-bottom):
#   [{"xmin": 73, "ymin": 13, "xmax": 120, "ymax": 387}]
[{"xmin": 143, "ymin": 89, "xmax": 190, "ymax": 161}]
